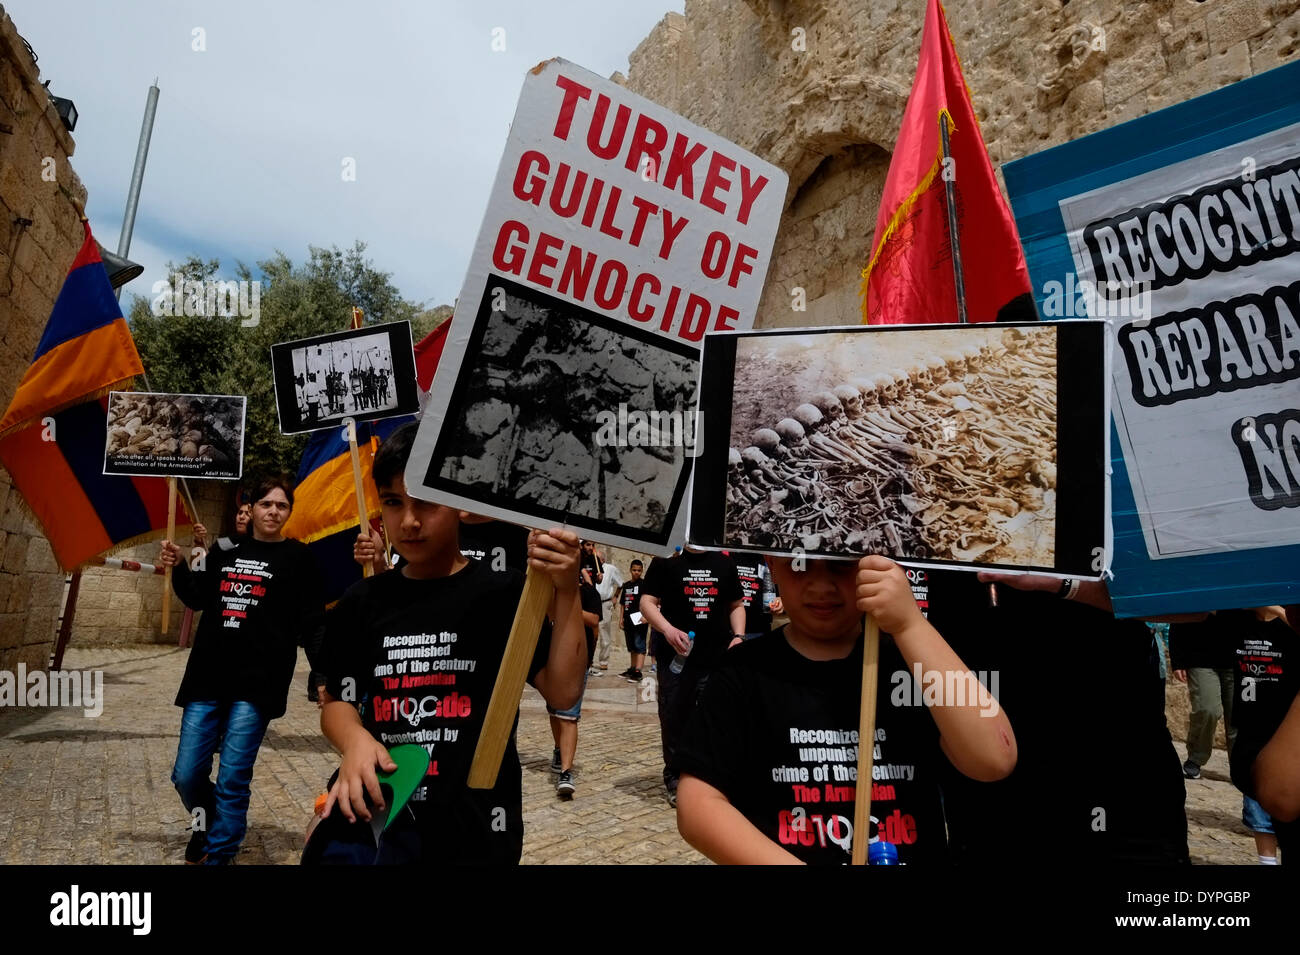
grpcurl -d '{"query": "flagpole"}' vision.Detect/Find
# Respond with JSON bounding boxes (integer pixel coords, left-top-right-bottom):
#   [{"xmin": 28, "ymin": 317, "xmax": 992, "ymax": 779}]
[
  {"xmin": 116, "ymin": 81, "xmax": 160, "ymax": 303},
  {"xmin": 939, "ymin": 113, "xmax": 968, "ymax": 326},
  {"xmin": 942, "ymin": 111, "xmax": 999, "ymax": 608}
]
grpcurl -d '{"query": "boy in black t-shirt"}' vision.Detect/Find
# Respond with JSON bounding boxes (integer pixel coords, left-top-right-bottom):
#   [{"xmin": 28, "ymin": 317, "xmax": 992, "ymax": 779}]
[
  {"xmin": 316, "ymin": 423, "xmax": 587, "ymax": 864},
  {"xmin": 615, "ymin": 559, "xmax": 649, "ymax": 681},
  {"xmin": 676, "ymin": 556, "xmax": 1016, "ymax": 865}
]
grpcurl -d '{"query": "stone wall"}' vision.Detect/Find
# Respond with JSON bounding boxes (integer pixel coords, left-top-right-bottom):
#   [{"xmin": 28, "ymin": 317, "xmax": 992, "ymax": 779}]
[
  {"xmin": 623, "ymin": 0, "xmax": 1300, "ymax": 330},
  {"xmin": 0, "ymin": 4, "xmax": 90, "ymax": 672}
]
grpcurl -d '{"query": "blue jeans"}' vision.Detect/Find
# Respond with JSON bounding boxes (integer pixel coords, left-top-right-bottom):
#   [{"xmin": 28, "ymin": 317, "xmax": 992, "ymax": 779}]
[{"xmin": 172, "ymin": 701, "xmax": 270, "ymax": 864}]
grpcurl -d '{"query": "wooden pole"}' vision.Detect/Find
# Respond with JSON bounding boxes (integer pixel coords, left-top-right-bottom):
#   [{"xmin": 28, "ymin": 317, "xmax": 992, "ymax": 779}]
[
  {"xmin": 51, "ymin": 571, "xmax": 83, "ymax": 671},
  {"xmin": 468, "ymin": 566, "xmax": 555, "ymax": 788},
  {"xmin": 344, "ymin": 418, "xmax": 372, "ymax": 578},
  {"xmin": 851, "ymin": 614, "xmax": 881, "ymax": 865},
  {"xmin": 939, "ymin": 112, "xmax": 967, "ymax": 325},
  {"xmin": 163, "ymin": 477, "xmax": 176, "ymax": 632}
]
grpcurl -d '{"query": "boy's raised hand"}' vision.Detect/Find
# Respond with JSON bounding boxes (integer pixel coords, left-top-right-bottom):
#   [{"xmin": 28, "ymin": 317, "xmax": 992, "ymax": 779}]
[
  {"xmin": 527, "ymin": 528, "xmax": 581, "ymax": 592},
  {"xmin": 323, "ymin": 729, "xmax": 398, "ymax": 824},
  {"xmin": 855, "ymin": 555, "xmax": 923, "ymax": 635}
]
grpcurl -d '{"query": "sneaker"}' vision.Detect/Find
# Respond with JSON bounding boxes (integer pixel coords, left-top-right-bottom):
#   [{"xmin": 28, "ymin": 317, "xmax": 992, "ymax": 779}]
[
  {"xmin": 598, "ymin": 663, "xmax": 609, "ymax": 670},
  {"xmin": 650, "ymin": 664, "xmax": 657, "ymax": 673},
  {"xmin": 631, "ymin": 669, "xmax": 643, "ymax": 681},
  {"xmin": 556, "ymin": 770, "xmax": 576, "ymax": 799},
  {"xmin": 587, "ymin": 666, "xmax": 602, "ymax": 677},
  {"xmin": 184, "ymin": 828, "xmax": 208, "ymax": 864},
  {"xmin": 622, "ymin": 670, "xmax": 640, "ymax": 683},
  {"xmin": 1182, "ymin": 760, "xmax": 1201, "ymax": 779},
  {"xmin": 550, "ymin": 748, "xmax": 562, "ymax": 774},
  {"xmin": 617, "ymin": 668, "xmax": 635, "ymax": 679},
  {"xmin": 667, "ymin": 789, "xmax": 678, "ymax": 808}
]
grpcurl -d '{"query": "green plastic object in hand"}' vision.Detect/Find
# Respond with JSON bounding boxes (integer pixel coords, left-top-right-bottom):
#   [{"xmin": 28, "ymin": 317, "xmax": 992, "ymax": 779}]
[{"xmin": 375, "ymin": 743, "xmax": 430, "ymax": 831}]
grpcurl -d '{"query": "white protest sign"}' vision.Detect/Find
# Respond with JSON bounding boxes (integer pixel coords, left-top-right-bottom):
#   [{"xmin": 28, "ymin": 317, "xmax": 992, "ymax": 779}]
[
  {"xmin": 1059, "ymin": 122, "xmax": 1300, "ymax": 558},
  {"xmin": 406, "ymin": 58, "xmax": 787, "ymax": 553}
]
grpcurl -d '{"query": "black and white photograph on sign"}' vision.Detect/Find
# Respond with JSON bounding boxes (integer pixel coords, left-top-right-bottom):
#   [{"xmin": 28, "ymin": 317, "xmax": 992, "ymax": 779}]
[
  {"xmin": 425, "ymin": 276, "xmax": 697, "ymax": 543},
  {"xmin": 689, "ymin": 321, "xmax": 1109, "ymax": 575},
  {"xmin": 103, "ymin": 391, "xmax": 246, "ymax": 480},
  {"xmin": 270, "ymin": 322, "xmax": 419, "ymax": 434}
]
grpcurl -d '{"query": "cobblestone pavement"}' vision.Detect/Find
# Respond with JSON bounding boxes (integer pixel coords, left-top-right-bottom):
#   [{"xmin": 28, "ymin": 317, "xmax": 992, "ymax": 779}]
[
  {"xmin": 0, "ymin": 646, "xmax": 1265, "ymax": 865},
  {"xmin": 0, "ymin": 645, "xmax": 701, "ymax": 865}
]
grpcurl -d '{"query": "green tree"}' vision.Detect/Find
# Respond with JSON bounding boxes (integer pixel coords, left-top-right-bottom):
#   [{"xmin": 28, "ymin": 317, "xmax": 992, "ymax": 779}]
[{"xmin": 128, "ymin": 241, "xmax": 438, "ymax": 482}]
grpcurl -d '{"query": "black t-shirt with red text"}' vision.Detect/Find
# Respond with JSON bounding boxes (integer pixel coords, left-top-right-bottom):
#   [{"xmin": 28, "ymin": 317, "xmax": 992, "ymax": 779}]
[
  {"xmin": 678, "ymin": 627, "xmax": 946, "ymax": 865},
  {"xmin": 318, "ymin": 559, "xmax": 551, "ymax": 865},
  {"xmin": 620, "ymin": 580, "xmax": 648, "ymax": 636},
  {"xmin": 641, "ymin": 550, "xmax": 743, "ymax": 673},
  {"xmin": 1230, "ymin": 615, "xmax": 1298, "ymax": 849},
  {"xmin": 729, "ymin": 551, "xmax": 773, "ymax": 635},
  {"xmin": 173, "ymin": 536, "xmax": 325, "ymax": 719}
]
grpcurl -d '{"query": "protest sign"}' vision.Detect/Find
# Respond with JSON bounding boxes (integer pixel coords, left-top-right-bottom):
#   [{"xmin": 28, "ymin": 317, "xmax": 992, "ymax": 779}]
[
  {"xmin": 1004, "ymin": 59, "xmax": 1300, "ymax": 616},
  {"xmin": 104, "ymin": 392, "xmax": 246, "ymax": 480},
  {"xmin": 414, "ymin": 58, "xmax": 786, "ymax": 789},
  {"xmin": 270, "ymin": 322, "xmax": 419, "ymax": 435},
  {"xmin": 405, "ymin": 58, "xmax": 787, "ymax": 555},
  {"xmin": 688, "ymin": 321, "xmax": 1109, "ymax": 577}
]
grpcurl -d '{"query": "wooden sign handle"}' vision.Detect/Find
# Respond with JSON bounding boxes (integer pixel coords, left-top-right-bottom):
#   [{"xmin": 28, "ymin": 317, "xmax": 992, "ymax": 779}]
[
  {"xmin": 852, "ymin": 614, "xmax": 881, "ymax": 865},
  {"xmin": 344, "ymin": 418, "xmax": 372, "ymax": 578},
  {"xmin": 163, "ymin": 476, "xmax": 176, "ymax": 632},
  {"xmin": 467, "ymin": 566, "xmax": 555, "ymax": 788}
]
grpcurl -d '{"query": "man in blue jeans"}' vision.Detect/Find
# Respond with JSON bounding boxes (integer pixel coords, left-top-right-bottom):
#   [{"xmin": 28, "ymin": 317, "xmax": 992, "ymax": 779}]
[{"xmin": 160, "ymin": 475, "xmax": 324, "ymax": 864}]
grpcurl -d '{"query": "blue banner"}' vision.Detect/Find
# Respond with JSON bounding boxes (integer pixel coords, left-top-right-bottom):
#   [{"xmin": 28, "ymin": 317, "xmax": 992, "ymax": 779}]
[{"xmin": 1003, "ymin": 60, "xmax": 1300, "ymax": 618}]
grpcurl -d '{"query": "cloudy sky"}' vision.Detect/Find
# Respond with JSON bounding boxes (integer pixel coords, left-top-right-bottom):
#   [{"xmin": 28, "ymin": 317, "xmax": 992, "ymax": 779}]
[{"xmin": 10, "ymin": 0, "xmax": 683, "ymax": 311}]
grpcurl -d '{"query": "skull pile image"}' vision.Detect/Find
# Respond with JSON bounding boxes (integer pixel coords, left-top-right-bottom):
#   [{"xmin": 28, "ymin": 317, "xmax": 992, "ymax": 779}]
[
  {"xmin": 725, "ymin": 325, "xmax": 1058, "ymax": 565},
  {"xmin": 106, "ymin": 393, "xmax": 243, "ymax": 475}
]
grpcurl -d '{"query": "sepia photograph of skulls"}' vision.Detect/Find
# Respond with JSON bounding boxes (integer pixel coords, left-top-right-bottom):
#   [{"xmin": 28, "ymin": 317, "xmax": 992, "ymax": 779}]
[
  {"xmin": 722, "ymin": 324, "xmax": 1058, "ymax": 567},
  {"xmin": 428, "ymin": 278, "xmax": 697, "ymax": 537},
  {"xmin": 104, "ymin": 392, "xmax": 246, "ymax": 480}
]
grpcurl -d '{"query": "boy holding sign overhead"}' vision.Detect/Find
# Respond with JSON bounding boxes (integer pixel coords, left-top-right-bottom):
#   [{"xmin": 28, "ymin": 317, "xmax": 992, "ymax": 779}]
[
  {"xmin": 315, "ymin": 423, "xmax": 587, "ymax": 863},
  {"xmin": 675, "ymin": 555, "xmax": 1016, "ymax": 864}
]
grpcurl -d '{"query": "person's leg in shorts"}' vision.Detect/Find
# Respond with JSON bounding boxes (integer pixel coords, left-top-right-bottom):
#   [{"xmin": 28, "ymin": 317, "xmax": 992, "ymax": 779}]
[
  {"xmin": 547, "ymin": 670, "xmax": 586, "ymax": 798},
  {"xmin": 624, "ymin": 625, "xmax": 647, "ymax": 679},
  {"xmin": 1242, "ymin": 795, "xmax": 1279, "ymax": 864}
]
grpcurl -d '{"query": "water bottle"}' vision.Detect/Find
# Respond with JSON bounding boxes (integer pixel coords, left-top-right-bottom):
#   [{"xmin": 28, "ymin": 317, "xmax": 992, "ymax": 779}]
[
  {"xmin": 669, "ymin": 631, "xmax": 695, "ymax": 674},
  {"xmin": 868, "ymin": 841, "xmax": 899, "ymax": 865}
]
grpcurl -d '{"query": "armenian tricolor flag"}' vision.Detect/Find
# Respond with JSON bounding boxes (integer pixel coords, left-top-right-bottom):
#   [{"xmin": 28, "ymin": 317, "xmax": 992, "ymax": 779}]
[
  {"xmin": 0, "ymin": 222, "xmax": 186, "ymax": 570},
  {"xmin": 283, "ymin": 319, "xmax": 449, "ymax": 601}
]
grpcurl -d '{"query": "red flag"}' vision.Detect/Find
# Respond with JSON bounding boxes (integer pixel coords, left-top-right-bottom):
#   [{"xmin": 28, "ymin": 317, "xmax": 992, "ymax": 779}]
[
  {"xmin": 0, "ymin": 222, "xmax": 188, "ymax": 569},
  {"xmin": 412, "ymin": 319, "xmax": 450, "ymax": 393},
  {"xmin": 859, "ymin": 0, "xmax": 1030, "ymax": 325}
]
